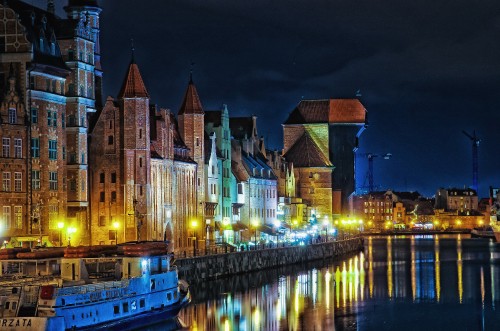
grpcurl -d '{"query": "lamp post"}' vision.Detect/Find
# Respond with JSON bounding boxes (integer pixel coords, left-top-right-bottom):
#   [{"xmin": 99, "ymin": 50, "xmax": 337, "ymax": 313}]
[
  {"xmin": 251, "ymin": 219, "xmax": 260, "ymax": 250},
  {"xmin": 191, "ymin": 220, "xmax": 198, "ymax": 256},
  {"xmin": 323, "ymin": 218, "xmax": 329, "ymax": 242},
  {"xmin": 113, "ymin": 221, "xmax": 120, "ymax": 244},
  {"xmin": 67, "ymin": 227, "xmax": 76, "ymax": 247},
  {"xmin": 57, "ymin": 222, "xmax": 64, "ymax": 246}
]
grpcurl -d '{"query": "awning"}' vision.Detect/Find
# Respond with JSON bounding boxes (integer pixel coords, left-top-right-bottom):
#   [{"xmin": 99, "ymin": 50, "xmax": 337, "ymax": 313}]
[
  {"xmin": 232, "ymin": 222, "xmax": 248, "ymax": 231},
  {"xmin": 257, "ymin": 224, "xmax": 277, "ymax": 235}
]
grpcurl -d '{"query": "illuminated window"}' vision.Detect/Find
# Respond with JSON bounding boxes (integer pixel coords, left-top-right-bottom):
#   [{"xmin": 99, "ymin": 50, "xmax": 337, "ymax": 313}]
[
  {"xmin": 3, "ymin": 172, "xmax": 11, "ymax": 191},
  {"xmin": 49, "ymin": 171, "xmax": 58, "ymax": 190},
  {"xmin": 48, "ymin": 140, "xmax": 57, "ymax": 160},
  {"xmin": 14, "ymin": 139, "xmax": 22, "ymax": 158},
  {"xmin": 2, "ymin": 138, "xmax": 10, "ymax": 157},
  {"xmin": 32, "ymin": 170, "xmax": 40, "ymax": 190},
  {"xmin": 8, "ymin": 108, "xmax": 16, "ymax": 124},
  {"xmin": 14, "ymin": 172, "xmax": 21, "ymax": 192}
]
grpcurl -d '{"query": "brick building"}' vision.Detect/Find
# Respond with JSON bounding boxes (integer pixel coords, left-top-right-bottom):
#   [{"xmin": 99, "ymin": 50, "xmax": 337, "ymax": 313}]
[
  {"xmin": 0, "ymin": 0, "xmax": 102, "ymax": 245},
  {"xmin": 282, "ymin": 99, "xmax": 367, "ymax": 216}
]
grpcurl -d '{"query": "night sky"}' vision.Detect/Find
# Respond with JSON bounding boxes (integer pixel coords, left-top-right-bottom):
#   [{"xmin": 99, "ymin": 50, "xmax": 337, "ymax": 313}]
[{"xmin": 48, "ymin": 0, "xmax": 500, "ymax": 198}]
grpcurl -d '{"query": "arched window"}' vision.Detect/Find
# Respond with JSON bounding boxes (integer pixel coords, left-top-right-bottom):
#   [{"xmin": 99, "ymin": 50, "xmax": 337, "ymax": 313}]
[{"xmin": 8, "ymin": 108, "xmax": 16, "ymax": 124}]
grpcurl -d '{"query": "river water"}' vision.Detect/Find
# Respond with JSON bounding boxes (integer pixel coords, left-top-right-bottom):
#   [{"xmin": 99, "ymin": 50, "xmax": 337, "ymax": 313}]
[{"xmin": 145, "ymin": 234, "xmax": 500, "ymax": 330}]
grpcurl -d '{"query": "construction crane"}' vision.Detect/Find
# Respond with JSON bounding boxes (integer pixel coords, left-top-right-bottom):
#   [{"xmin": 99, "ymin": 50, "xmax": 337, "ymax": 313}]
[
  {"xmin": 462, "ymin": 130, "xmax": 480, "ymax": 193},
  {"xmin": 359, "ymin": 152, "xmax": 392, "ymax": 193}
]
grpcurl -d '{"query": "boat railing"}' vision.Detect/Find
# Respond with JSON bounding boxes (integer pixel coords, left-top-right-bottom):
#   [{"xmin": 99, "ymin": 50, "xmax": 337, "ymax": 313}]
[{"xmin": 56, "ymin": 279, "xmax": 130, "ymax": 297}]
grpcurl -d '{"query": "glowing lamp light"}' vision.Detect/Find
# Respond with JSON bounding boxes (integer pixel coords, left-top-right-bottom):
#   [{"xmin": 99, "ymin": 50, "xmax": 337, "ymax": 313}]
[
  {"xmin": 113, "ymin": 221, "xmax": 120, "ymax": 229},
  {"xmin": 191, "ymin": 220, "xmax": 198, "ymax": 228},
  {"xmin": 67, "ymin": 227, "xmax": 77, "ymax": 235},
  {"xmin": 57, "ymin": 222, "xmax": 64, "ymax": 229},
  {"xmin": 273, "ymin": 220, "xmax": 281, "ymax": 228}
]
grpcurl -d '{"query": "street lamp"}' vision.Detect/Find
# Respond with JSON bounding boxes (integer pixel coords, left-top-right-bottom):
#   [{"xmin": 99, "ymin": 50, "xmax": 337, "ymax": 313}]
[
  {"xmin": 251, "ymin": 219, "xmax": 260, "ymax": 249},
  {"xmin": 323, "ymin": 217, "xmax": 329, "ymax": 242},
  {"xmin": 57, "ymin": 222, "xmax": 64, "ymax": 246},
  {"xmin": 67, "ymin": 227, "xmax": 77, "ymax": 247},
  {"xmin": 113, "ymin": 221, "xmax": 120, "ymax": 244},
  {"xmin": 191, "ymin": 220, "xmax": 198, "ymax": 256}
]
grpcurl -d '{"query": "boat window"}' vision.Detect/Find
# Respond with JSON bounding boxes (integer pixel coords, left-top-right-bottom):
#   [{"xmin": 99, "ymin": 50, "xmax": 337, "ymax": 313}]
[
  {"xmin": 167, "ymin": 292, "xmax": 172, "ymax": 301},
  {"xmin": 123, "ymin": 302, "xmax": 129, "ymax": 313},
  {"xmin": 61, "ymin": 298, "xmax": 65, "ymax": 305},
  {"xmin": 96, "ymin": 310, "xmax": 99, "ymax": 316},
  {"xmin": 113, "ymin": 305, "xmax": 120, "ymax": 314},
  {"xmin": 140, "ymin": 298, "xmax": 145, "ymax": 308},
  {"xmin": 72, "ymin": 315, "xmax": 75, "ymax": 320},
  {"xmin": 174, "ymin": 292, "xmax": 178, "ymax": 300},
  {"xmin": 5, "ymin": 302, "xmax": 9, "ymax": 309},
  {"xmin": 12, "ymin": 302, "xmax": 17, "ymax": 310},
  {"xmin": 151, "ymin": 279, "xmax": 156, "ymax": 290}
]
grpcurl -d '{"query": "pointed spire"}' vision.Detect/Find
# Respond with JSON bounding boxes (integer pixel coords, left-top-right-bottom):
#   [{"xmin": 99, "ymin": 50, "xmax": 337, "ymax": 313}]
[
  {"xmin": 178, "ymin": 68, "xmax": 204, "ymax": 115},
  {"xmin": 118, "ymin": 60, "xmax": 149, "ymax": 99},
  {"xmin": 47, "ymin": 0, "xmax": 55, "ymax": 14}
]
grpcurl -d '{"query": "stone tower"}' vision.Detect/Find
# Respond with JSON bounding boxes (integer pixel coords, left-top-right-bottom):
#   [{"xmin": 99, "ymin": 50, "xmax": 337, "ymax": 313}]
[
  {"xmin": 178, "ymin": 75, "xmax": 205, "ymax": 235},
  {"xmin": 118, "ymin": 58, "xmax": 151, "ymax": 242}
]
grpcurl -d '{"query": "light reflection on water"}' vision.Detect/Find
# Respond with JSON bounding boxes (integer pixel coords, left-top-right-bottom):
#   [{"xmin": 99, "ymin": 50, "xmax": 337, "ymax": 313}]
[{"xmin": 153, "ymin": 235, "xmax": 500, "ymax": 330}]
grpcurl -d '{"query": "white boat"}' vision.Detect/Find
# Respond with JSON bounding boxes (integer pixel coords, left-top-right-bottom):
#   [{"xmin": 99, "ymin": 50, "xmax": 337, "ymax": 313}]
[{"xmin": 0, "ymin": 243, "xmax": 190, "ymax": 330}]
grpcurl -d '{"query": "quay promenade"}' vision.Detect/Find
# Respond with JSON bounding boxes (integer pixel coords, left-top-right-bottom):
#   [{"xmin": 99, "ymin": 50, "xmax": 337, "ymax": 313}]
[{"xmin": 174, "ymin": 237, "xmax": 364, "ymax": 284}]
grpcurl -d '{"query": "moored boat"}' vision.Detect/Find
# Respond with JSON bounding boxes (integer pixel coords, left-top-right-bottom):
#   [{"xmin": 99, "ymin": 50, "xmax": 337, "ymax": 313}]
[
  {"xmin": 0, "ymin": 242, "xmax": 190, "ymax": 330},
  {"xmin": 470, "ymin": 226, "xmax": 495, "ymax": 240}
]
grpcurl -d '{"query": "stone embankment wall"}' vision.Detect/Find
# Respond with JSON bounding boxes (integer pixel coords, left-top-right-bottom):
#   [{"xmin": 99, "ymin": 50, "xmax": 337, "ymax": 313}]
[{"xmin": 175, "ymin": 237, "xmax": 363, "ymax": 284}]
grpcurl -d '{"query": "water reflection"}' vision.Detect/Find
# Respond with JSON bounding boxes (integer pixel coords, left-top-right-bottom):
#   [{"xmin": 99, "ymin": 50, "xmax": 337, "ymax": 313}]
[{"xmin": 172, "ymin": 235, "xmax": 500, "ymax": 330}]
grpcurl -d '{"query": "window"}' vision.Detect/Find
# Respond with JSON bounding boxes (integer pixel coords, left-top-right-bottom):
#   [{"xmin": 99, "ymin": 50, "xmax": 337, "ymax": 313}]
[
  {"xmin": 68, "ymin": 84, "xmax": 75, "ymax": 96},
  {"xmin": 62, "ymin": 146, "xmax": 66, "ymax": 160},
  {"xmin": 99, "ymin": 173, "xmax": 105, "ymax": 183},
  {"xmin": 47, "ymin": 110, "xmax": 52, "ymax": 126},
  {"xmin": 32, "ymin": 170, "xmax": 40, "ymax": 190},
  {"xmin": 48, "ymin": 140, "xmax": 57, "ymax": 160},
  {"xmin": 46, "ymin": 79, "xmax": 50, "ymax": 92},
  {"xmin": 238, "ymin": 183, "xmax": 243, "ymax": 194},
  {"xmin": 52, "ymin": 80, "xmax": 56, "ymax": 93},
  {"xmin": 108, "ymin": 136, "xmax": 113, "ymax": 145},
  {"xmin": 3, "ymin": 206, "xmax": 10, "ymax": 229},
  {"xmin": 8, "ymin": 108, "xmax": 16, "ymax": 124},
  {"xmin": 69, "ymin": 179, "xmax": 76, "ymax": 191},
  {"xmin": 52, "ymin": 112, "xmax": 57, "ymax": 127},
  {"xmin": 109, "ymin": 230, "xmax": 116, "ymax": 241},
  {"xmin": 100, "ymin": 192, "xmax": 105, "ymax": 202},
  {"xmin": 122, "ymin": 302, "xmax": 129, "ymax": 313},
  {"xmin": 14, "ymin": 206, "xmax": 22, "ymax": 229},
  {"xmin": 49, "ymin": 171, "xmax": 58, "ymax": 190},
  {"xmin": 139, "ymin": 129, "xmax": 142, "ymax": 139},
  {"xmin": 68, "ymin": 50, "xmax": 74, "ymax": 60},
  {"xmin": 167, "ymin": 292, "xmax": 172, "ymax": 301},
  {"xmin": 31, "ymin": 108, "xmax": 38, "ymax": 124},
  {"xmin": 14, "ymin": 139, "xmax": 22, "ymax": 158},
  {"xmin": 99, "ymin": 216, "xmax": 106, "ymax": 227},
  {"xmin": 139, "ymin": 158, "xmax": 142, "ymax": 167},
  {"xmin": 113, "ymin": 305, "xmax": 119, "ymax": 315},
  {"xmin": 111, "ymin": 191, "xmax": 117, "ymax": 202},
  {"xmin": 2, "ymin": 138, "xmax": 10, "ymax": 157},
  {"xmin": 62, "ymin": 113, "xmax": 65, "ymax": 128},
  {"xmin": 3, "ymin": 172, "xmax": 11, "ymax": 191},
  {"xmin": 139, "ymin": 299, "xmax": 145, "ymax": 308},
  {"xmin": 14, "ymin": 172, "xmax": 21, "ymax": 192},
  {"xmin": 111, "ymin": 173, "xmax": 116, "ymax": 183}
]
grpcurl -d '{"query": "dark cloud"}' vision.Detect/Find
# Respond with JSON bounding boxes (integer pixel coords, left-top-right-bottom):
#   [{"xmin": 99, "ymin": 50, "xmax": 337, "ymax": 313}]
[{"xmin": 43, "ymin": 0, "xmax": 500, "ymax": 197}]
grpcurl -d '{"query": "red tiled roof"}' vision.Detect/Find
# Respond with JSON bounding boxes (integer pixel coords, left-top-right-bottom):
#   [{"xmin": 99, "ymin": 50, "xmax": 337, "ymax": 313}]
[
  {"xmin": 283, "ymin": 132, "xmax": 332, "ymax": 167},
  {"xmin": 329, "ymin": 99, "xmax": 366, "ymax": 124},
  {"xmin": 284, "ymin": 99, "xmax": 366, "ymax": 125},
  {"xmin": 118, "ymin": 61, "xmax": 149, "ymax": 99},
  {"xmin": 178, "ymin": 79, "xmax": 204, "ymax": 115}
]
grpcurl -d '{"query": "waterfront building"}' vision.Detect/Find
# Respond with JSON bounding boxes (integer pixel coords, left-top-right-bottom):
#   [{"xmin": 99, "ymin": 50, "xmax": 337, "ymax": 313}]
[
  {"xmin": 435, "ymin": 187, "xmax": 478, "ymax": 212},
  {"xmin": 89, "ymin": 60, "xmax": 198, "ymax": 249},
  {"xmin": 204, "ymin": 105, "xmax": 232, "ymax": 242},
  {"xmin": 282, "ymin": 99, "xmax": 367, "ymax": 216},
  {"xmin": 0, "ymin": 0, "xmax": 103, "ymax": 245},
  {"xmin": 230, "ymin": 116, "xmax": 278, "ymax": 239}
]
